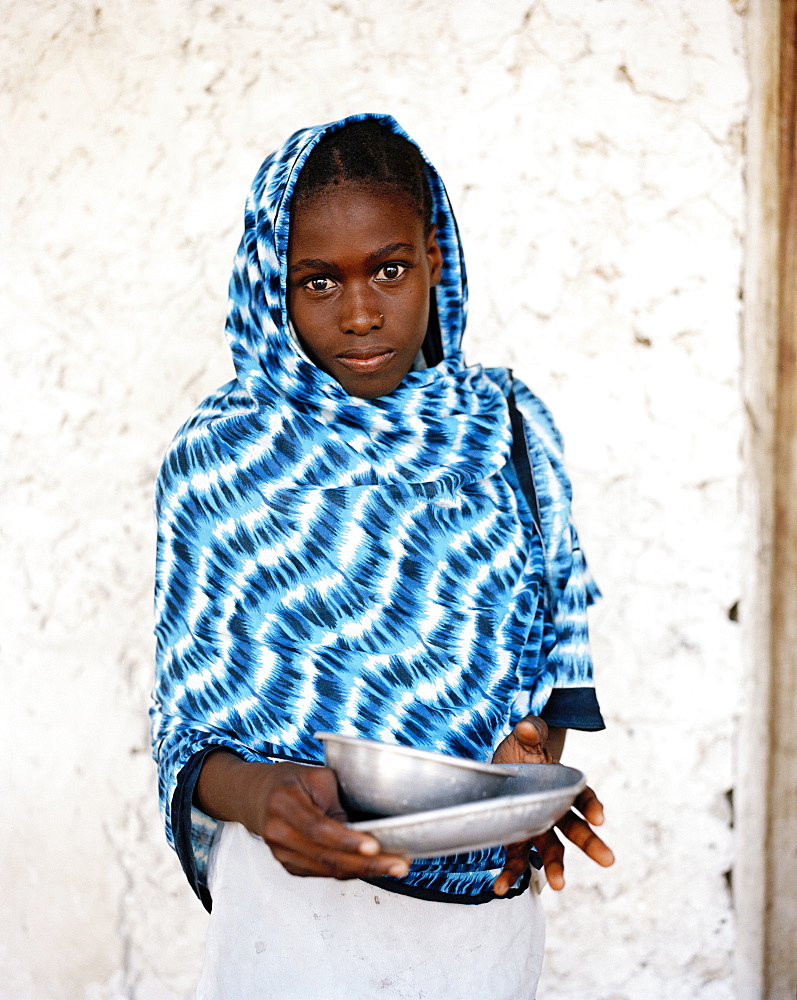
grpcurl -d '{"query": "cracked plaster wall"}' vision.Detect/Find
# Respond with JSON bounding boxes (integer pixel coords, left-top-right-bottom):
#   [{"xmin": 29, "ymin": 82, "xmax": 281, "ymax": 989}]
[{"xmin": 0, "ymin": 2, "xmax": 748, "ymax": 998}]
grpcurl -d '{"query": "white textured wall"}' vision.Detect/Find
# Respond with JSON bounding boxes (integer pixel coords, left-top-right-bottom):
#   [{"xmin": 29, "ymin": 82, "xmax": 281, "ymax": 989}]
[{"xmin": 1, "ymin": 2, "xmax": 747, "ymax": 998}]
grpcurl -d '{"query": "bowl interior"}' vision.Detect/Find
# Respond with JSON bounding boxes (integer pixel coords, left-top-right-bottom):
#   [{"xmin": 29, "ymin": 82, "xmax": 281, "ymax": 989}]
[{"xmin": 315, "ymin": 731, "xmax": 514, "ymax": 817}]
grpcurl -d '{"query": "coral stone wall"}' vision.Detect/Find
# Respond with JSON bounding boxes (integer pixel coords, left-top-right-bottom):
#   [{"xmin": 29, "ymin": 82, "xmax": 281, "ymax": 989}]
[{"xmin": 1, "ymin": 2, "xmax": 747, "ymax": 998}]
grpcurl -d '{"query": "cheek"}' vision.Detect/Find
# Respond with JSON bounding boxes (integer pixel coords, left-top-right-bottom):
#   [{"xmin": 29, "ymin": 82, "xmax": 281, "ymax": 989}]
[
  {"xmin": 410, "ymin": 286, "xmax": 431, "ymax": 331},
  {"xmin": 289, "ymin": 293, "xmax": 325, "ymax": 338},
  {"xmin": 397, "ymin": 279, "xmax": 425, "ymax": 314}
]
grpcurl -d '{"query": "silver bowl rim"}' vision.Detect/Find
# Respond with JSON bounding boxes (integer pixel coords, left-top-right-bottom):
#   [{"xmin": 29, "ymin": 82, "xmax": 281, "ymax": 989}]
[
  {"xmin": 314, "ymin": 731, "xmax": 516, "ymax": 777},
  {"xmin": 347, "ymin": 762, "xmax": 587, "ymax": 832}
]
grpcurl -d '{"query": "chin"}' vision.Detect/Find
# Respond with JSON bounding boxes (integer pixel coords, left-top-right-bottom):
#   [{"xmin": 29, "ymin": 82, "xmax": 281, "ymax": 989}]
[
  {"xmin": 343, "ymin": 380, "xmax": 398, "ymax": 400},
  {"xmin": 333, "ymin": 364, "xmax": 414, "ymax": 400}
]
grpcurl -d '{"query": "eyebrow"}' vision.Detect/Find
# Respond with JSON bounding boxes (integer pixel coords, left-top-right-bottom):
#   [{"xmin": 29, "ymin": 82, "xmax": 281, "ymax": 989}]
[
  {"xmin": 289, "ymin": 242, "xmax": 418, "ymax": 274},
  {"xmin": 366, "ymin": 242, "xmax": 417, "ymax": 265},
  {"xmin": 289, "ymin": 257, "xmax": 333, "ymax": 274}
]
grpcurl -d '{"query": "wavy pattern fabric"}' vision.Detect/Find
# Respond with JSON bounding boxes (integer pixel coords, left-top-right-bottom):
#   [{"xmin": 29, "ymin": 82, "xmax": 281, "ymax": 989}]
[{"xmin": 151, "ymin": 113, "xmax": 602, "ymax": 905}]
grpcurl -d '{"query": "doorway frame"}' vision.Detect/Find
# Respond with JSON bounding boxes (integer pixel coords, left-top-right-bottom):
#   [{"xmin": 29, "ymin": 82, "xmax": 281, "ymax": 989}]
[{"xmin": 737, "ymin": 2, "xmax": 797, "ymax": 996}]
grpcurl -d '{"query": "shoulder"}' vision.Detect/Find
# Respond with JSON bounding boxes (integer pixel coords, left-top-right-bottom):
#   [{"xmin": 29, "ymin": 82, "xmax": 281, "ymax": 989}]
[
  {"xmin": 509, "ymin": 378, "xmax": 565, "ymax": 456},
  {"xmin": 155, "ymin": 379, "xmax": 257, "ymax": 509},
  {"xmin": 508, "ymin": 377, "xmax": 571, "ymax": 510}
]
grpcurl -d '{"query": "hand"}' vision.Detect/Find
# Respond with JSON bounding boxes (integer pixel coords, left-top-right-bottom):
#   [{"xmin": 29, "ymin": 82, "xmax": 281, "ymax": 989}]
[
  {"xmin": 196, "ymin": 751, "xmax": 411, "ymax": 881},
  {"xmin": 492, "ymin": 715, "xmax": 555, "ymax": 766},
  {"xmin": 490, "ymin": 716, "xmax": 614, "ymax": 895}
]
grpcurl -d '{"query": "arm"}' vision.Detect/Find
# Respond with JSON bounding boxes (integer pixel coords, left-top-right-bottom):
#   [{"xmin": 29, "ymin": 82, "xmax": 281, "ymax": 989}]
[
  {"xmin": 153, "ymin": 462, "xmax": 412, "ymax": 889},
  {"xmin": 195, "ymin": 750, "xmax": 411, "ymax": 881},
  {"xmin": 491, "ymin": 716, "xmax": 613, "ymax": 895}
]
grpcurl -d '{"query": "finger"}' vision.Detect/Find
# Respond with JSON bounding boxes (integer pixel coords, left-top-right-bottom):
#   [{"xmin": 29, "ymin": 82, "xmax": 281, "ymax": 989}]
[
  {"xmin": 572, "ymin": 785, "xmax": 605, "ymax": 826},
  {"xmin": 531, "ymin": 828, "xmax": 565, "ymax": 891},
  {"xmin": 492, "ymin": 716, "xmax": 552, "ymax": 765},
  {"xmin": 291, "ymin": 768, "xmax": 393, "ymax": 855},
  {"xmin": 555, "ymin": 810, "xmax": 615, "ymax": 867},
  {"xmin": 493, "ymin": 840, "xmax": 532, "ymax": 896},
  {"xmin": 266, "ymin": 809, "xmax": 411, "ymax": 879},
  {"xmin": 273, "ymin": 845, "xmax": 411, "ymax": 880},
  {"xmin": 273, "ymin": 835, "xmax": 411, "ymax": 880},
  {"xmin": 264, "ymin": 782, "xmax": 407, "ymax": 872},
  {"xmin": 512, "ymin": 716, "xmax": 549, "ymax": 752},
  {"xmin": 298, "ymin": 766, "xmax": 352, "ymax": 822}
]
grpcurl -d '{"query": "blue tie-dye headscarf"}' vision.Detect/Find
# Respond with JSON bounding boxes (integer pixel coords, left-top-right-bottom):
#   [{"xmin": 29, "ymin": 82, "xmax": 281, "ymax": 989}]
[{"xmin": 152, "ymin": 113, "xmax": 602, "ymax": 907}]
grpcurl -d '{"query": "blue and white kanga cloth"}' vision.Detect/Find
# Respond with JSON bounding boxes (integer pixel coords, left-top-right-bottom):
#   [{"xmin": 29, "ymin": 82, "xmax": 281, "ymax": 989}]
[{"xmin": 151, "ymin": 112, "xmax": 603, "ymax": 910}]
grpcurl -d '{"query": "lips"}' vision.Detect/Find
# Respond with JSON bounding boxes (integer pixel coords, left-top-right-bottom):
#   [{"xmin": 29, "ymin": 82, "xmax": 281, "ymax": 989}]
[{"xmin": 335, "ymin": 347, "xmax": 396, "ymax": 374}]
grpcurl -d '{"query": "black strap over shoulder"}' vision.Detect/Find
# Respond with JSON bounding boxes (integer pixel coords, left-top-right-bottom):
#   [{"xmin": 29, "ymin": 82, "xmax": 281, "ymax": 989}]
[
  {"xmin": 421, "ymin": 290, "xmax": 444, "ymax": 367},
  {"xmin": 507, "ymin": 383, "xmax": 542, "ymax": 538}
]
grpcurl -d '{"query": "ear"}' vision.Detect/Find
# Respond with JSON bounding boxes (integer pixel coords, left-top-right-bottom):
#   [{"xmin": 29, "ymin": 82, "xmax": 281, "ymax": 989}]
[{"xmin": 426, "ymin": 225, "xmax": 443, "ymax": 286}]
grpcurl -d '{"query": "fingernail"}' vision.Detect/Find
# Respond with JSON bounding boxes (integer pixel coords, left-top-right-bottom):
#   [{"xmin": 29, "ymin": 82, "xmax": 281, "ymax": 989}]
[{"xmin": 389, "ymin": 862, "xmax": 409, "ymax": 878}]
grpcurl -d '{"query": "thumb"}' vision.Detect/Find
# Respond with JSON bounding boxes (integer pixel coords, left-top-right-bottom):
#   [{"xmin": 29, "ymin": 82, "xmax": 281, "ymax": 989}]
[{"xmin": 512, "ymin": 716, "xmax": 549, "ymax": 753}]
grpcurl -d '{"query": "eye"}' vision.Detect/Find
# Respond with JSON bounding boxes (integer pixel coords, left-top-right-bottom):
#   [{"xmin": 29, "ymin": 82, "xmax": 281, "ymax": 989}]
[
  {"xmin": 375, "ymin": 262, "xmax": 407, "ymax": 281},
  {"xmin": 304, "ymin": 276, "xmax": 336, "ymax": 293}
]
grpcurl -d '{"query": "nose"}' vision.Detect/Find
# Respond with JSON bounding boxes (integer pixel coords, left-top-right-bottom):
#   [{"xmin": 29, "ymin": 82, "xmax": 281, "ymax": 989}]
[{"xmin": 339, "ymin": 284, "xmax": 384, "ymax": 335}]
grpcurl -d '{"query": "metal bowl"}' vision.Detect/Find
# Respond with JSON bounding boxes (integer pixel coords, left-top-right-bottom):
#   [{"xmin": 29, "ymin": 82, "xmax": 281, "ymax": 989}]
[
  {"xmin": 315, "ymin": 731, "xmax": 516, "ymax": 817},
  {"xmin": 349, "ymin": 763, "xmax": 587, "ymax": 858}
]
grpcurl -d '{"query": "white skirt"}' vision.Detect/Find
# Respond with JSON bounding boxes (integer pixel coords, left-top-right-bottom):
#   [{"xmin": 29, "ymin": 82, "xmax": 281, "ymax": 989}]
[{"xmin": 196, "ymin": 822, "xmax": 545, "ymax": 1000}]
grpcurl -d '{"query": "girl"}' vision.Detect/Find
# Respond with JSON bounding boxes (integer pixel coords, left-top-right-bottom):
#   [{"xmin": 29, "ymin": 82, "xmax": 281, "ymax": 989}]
[{"xmin": 152, "ymin": 113, "xmax": 613, "ymax": 999}]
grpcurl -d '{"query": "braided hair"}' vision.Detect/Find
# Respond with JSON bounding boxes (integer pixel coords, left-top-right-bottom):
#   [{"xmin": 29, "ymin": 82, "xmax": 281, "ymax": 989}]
[{"xmin": 292, "ymin": 120, "xmax": 434, "ymax": 232}]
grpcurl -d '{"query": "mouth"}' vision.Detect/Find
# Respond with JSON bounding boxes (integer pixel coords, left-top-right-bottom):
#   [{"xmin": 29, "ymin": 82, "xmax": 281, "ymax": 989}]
[{"xmin": 334, "ymin": 348, "xmax": 396, "ymax": 374}]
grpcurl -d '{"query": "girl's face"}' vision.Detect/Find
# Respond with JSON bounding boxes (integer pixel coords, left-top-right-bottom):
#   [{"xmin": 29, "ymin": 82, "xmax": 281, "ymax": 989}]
[{"xmin": 287, "ymin": 182, "xmax": 442, "ymax": 399}]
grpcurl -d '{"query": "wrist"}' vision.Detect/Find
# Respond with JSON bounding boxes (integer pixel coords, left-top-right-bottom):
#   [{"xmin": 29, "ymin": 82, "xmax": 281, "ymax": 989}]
[
  {"xmin": 195, "ymin": 750, "xmax": 275, "ymax": 832},
  {"xmin": 546, "ymin": 726, "xmax": 567, "ymax": 762}
]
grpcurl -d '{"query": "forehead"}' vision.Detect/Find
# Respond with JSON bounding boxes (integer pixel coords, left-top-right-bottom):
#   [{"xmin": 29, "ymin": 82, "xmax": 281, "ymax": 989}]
[{"xmin": 288, "ymin": 183, "xmax": 426, "ymax": 257}]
